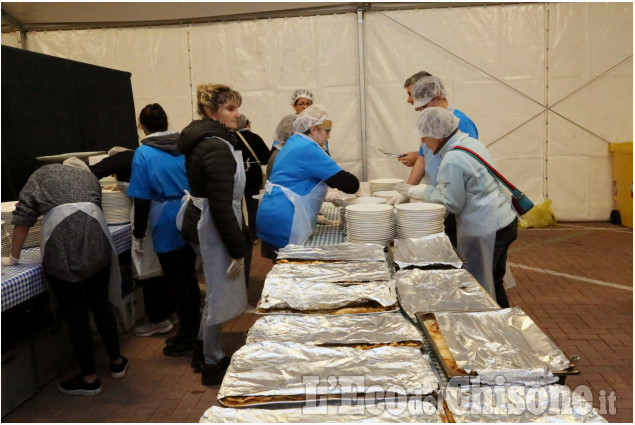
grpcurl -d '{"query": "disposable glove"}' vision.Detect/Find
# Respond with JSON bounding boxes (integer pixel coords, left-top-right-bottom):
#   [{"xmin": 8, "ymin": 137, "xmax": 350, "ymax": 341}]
[
  {"xmin": 132, "ymin": 237, "xmax": 144, "ymax": 254},
  {"xmin": 395, "ymin": 183, "xmax": 414, "ymax": 196},
  {"xmin": 227, "ymin": 258, "xmax": 244, "ymax": 278},
  {"xmin": 324, "ymin": 191, "xmax": 341, "ymax": 203},
  {"xmin": 1, "ymin": 255, "xmax": 19, "ymax": 267},
  {"xmin": 407, "ymin": 184, "xmax": 430, "ymax": 200},
  {"xmin": 316, "ymin": 214, "xmax": 334, "ymax": 225},
  {"xmin": 387, "ymin": 194, "xmax": 409, "ymax": 206}
]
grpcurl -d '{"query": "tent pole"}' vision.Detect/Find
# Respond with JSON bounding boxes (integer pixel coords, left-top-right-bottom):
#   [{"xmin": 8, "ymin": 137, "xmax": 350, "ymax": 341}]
[{"xmin": 357, "ymin": 7, "xmax": 368, "ymax": 181}]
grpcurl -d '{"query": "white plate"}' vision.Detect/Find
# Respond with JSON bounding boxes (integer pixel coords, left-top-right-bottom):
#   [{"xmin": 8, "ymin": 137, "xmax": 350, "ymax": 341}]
[
  {"xmin": 395, "ymin": 203, "xmax": 445, "ymax": 212},
  {"xmin": 369, "ymin": 178, "xmax": 404, "ymax": 184},
  {"xmin": 345, "ymin": 204, "xmax": 394, "ymax": 213},
  {"xmin": 1, "ymin": 201, "xmax": 18, "ymax": 213},
  {"xmin": 341, "ymin": 196, "xmax": 387, "ymax": 205},
  {"xmin": 36, "ymin": 151, "xmax": 108, "ymax": 164}
]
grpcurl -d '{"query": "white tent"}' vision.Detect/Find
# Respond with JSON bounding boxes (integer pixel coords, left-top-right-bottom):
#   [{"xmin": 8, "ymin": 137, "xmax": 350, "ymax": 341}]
[{"xmin": 2, "ymin": 2, "xmax": 632, "ymax": 221}]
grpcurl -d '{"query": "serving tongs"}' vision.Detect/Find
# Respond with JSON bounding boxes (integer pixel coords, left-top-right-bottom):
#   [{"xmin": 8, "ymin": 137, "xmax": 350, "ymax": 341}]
[{"xmin": 377, "ymin": 147, "xmax": 405, "ymax": 158}]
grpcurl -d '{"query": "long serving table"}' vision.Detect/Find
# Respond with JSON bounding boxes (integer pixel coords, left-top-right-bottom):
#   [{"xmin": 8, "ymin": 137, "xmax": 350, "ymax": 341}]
[
  {"xmin": 1, "ymin": 224, "xmax": 132, "ymax": 312},
  {"xmin": 303, "ymin": 204, "xmax": 449, "ymax": 387}
]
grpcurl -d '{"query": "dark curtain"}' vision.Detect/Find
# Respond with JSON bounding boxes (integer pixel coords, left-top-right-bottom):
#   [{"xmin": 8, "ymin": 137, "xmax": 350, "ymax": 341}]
[{"xmin": 1, "ymin": 46, "xmax": 138, "ymax": 201}]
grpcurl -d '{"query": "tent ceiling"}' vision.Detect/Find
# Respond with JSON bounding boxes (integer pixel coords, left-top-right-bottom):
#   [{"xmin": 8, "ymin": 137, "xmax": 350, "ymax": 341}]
[{"xmin": 1, "ymin": 2, "xmax": 503, "ymax": 32}]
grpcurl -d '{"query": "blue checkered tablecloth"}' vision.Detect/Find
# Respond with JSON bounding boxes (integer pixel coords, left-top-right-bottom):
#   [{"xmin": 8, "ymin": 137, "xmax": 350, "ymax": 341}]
[{"xmin": 1, "ymin": 224, "xmax": 132, "ymax": 312}]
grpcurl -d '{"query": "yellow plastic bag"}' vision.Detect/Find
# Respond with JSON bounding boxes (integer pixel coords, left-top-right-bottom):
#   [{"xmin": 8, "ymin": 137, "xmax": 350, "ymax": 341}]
[{"xmin": 518, "ymin": 199, "xmax": 557, "ymax": 229}]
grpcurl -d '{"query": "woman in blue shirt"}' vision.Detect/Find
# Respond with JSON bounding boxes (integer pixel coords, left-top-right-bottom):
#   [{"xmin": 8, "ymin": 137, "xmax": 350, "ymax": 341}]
[{"xmin": 256, "ymin": 105, "xmax": 359, "ymax": 259}]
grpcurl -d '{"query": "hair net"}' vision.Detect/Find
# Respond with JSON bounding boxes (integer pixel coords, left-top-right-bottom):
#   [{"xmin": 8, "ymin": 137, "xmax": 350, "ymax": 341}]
[
  {"xmin": 290, "ymin": 89, "xmax": 314, "ymax": 106},
  {"xmin": 416, "ymin": 107, "xmax": 459, "ymax": 139},
  {"xmin": 293, "ymin": 104, "xmax": 329, "ymax": 134},
  {"xmin": 274, "ymin": 114, "xmax": 298, "ymax": 144},
  {"xmin": 411, "ymin": 76, "xmax": 446, "ymax": 108}
]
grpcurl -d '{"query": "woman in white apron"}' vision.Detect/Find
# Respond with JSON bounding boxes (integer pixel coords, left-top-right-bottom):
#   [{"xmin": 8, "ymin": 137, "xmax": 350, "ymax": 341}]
[
  {"xmin": 256, "ymin": 105, "xmax": 360, "ymax": 260},
  {"xmin": 2, "ymin": 161, "xmax": 127, "ymax": 396},
  {"xmin": 127, "ymin": 103, "xmax": 200, "ymax": 353},
  {"xmin": 177, "ymin": 84, "xmax": 251, "ymax": 386},
  {"xmin": 397, "ymin": 107, "xmax": 517, "ymax": 306}
]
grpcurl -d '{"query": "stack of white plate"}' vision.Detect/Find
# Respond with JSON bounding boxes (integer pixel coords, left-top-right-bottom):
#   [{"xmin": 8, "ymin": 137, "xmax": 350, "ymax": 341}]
[
  {"xmin": 338, "ymin": 197, "xmax": 387, "ymax": 234},
  {"xmin": 369, "ymin": 178, "xmax": 404, "ymax": 195},
  {"xmin": 1, "ymin": 201, "xmax": 43, "ymax": 249},
  {"xmin": 372, "ymin": 190, "xmax": 399, "ymax": 201},
  {"xmin": 1, "ymin": 221, "xmax": 11, "ymax": 257},
  {"xmin": 345, "ymin": 203, "xmax": 395, "ymax": 244},
  {"xmin": 102, "ymin": 189, "xmax": 132, "ymax": 224},
  {"xmin": 395, "ymin": 202, "xmax": 445, "ymax": 239}
]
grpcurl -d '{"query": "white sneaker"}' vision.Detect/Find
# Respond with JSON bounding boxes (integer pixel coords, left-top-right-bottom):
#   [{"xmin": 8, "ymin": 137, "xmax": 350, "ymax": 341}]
[
  {"xmin": 168, "ymin": 311, "xmax": 180, "ymax": 326},
  {"xmin": 134, "ymin": 319, "xmax": 173, "ymax": 337}
]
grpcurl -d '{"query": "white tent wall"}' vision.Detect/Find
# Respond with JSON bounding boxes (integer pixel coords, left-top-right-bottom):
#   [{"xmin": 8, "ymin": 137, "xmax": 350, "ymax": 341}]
[{"xmin": 15, "ymin": 2, "xmax": 633, "ymax": 221}]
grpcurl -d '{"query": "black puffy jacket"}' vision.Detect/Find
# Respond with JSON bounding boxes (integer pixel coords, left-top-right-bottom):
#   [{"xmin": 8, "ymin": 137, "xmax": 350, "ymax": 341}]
[{"xmin": 178, "ymin": 118, "xmax": 249, "ymax": 259}]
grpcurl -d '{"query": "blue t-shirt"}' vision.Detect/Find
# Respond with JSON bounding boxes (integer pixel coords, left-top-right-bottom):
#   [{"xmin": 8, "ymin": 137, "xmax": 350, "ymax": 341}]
[
  {"xmin": 256, "ymin": 133, "xmax": 341, "ymax": 248},
  {"xmin": 127, "ymin": 143, "xmax": 190, "ymax": 253},
  {"xmin": 418, "ymin": 107, "xmax": 478, "ymax": 186}
]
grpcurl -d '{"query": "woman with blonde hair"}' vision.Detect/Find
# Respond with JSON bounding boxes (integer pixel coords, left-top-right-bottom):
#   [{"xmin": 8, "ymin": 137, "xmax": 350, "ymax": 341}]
[{"xmin": 177, "ymin": 84, "xmax": 250, "ymax": 386}]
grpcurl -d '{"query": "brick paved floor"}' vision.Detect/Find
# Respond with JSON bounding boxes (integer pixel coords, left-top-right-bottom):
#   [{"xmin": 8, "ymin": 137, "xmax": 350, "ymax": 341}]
[{"xmin": 3, "ymin": 222, "xmax": 632, "ymax": 422}]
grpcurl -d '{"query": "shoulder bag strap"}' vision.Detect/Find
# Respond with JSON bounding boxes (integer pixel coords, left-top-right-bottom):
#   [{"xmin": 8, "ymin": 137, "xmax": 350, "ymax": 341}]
[
  {"xmin": 452, "ymin": 146, "xmax": 518, "ymax": 192},
  {"xmin": 235, "ymin": 131, "xmax": 260, "ymax": 164}
]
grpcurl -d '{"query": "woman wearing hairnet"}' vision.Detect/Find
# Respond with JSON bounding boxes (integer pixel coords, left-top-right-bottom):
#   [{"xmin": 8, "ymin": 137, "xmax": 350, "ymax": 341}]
[
  {"xmin": 177, "ymin": 84, "xmax": 250, "ymax": 386},
  {"xmin": 396, "ymin": 107, "xmax": 517, "ymax": 307},
  {"xmin": 257, "ymin": 105, "xmax": 359, "ymax": 258}
]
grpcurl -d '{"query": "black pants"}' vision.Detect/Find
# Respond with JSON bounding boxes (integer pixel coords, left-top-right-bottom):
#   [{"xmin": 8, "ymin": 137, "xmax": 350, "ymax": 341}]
[
  {"xmin": 156, "ymin": 244, "xmax": 201, "ymax": 342},
  {"xmin": 444, "ymin": 213, "xmax": 458, "ymax": 248},
  {"xmin": 141, "ymin": 275, "xmax": 175, "ymax": 323},
  {"xmin": 245, "ymin": 191, "xmax": 259, "ymax": 242},
  {"xmin": 47, "ymin": 265, "xmax": 121, "ymax": 376},
  {"xmin": 492, "ymin": 218, "xmax": 518, "ymax": 308}
]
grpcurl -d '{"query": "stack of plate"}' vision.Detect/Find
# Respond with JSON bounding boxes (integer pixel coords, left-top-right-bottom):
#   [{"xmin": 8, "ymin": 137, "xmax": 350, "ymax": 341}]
[
  {"xmin": 372, "ymin": 190, "xmax": 399, "ymax": 201},
  {"xmin": 369, "ymin": 178, "xmax": 404, "ymax": 195},
  {"xmin": 395, "ymin": 202, "xmax": 445, "ymax": 239},
  {"xmin": 338, "ymin": 197, "xmax": 387, "ymax": 234},
  {"xmin": 1, "ymin": 221, "xmax": 11, "ymax": 257},
  {"xmin": 345, "ymin": 203, "xmax": 395, "ymax": 244},
  {"xmin": 102, "ymin": 189, "xmax": 132, "ymax": 224},
  {"xmin": 1, "ymin": 201, "xmax": 43, "ymax": 248}
]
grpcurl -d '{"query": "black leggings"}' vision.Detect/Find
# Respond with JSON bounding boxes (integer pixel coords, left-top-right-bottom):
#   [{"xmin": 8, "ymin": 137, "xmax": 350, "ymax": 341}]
[
  {"xmin": 47, "ymin": 265, "xmax": 121, "ymax": 376},
  {"xmin": 157, "ymin": 244, "xmax": 200, "ymax": 342},
  {"xmin": 492, "ymin": 218, "xmax": 518, "ymax": 308}
]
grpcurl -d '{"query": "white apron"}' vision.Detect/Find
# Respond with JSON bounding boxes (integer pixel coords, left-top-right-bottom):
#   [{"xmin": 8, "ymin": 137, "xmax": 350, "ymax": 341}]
[
  {"xmin": 456, "ymin": 190, "xmax": 498, "ymax": 299},
  {"xmin": 176, "ymin": 138, "xmax": 248, "ymax": 325},
  {"xmin": 41, "ymin": 202, "xmax": 123, "ymax": 312},
  {"xmin": 264, "ymin": 180, "xmax": 329, "ymax": 246},
  {"xmin": 130, "ymin": 202, "xmax": 164, "ymax": 279}
]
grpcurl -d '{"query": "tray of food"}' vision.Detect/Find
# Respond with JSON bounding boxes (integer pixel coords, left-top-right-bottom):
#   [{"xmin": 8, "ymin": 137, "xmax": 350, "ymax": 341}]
[
  {"xmin": 217, "ymin": 342, "xmax": 440, "ymax": 408},
  {"xmin": 416, "ymin": 309, "xmax": 579, "ymax": 385},
  {"xmin": 276, "ymin": 242, "xmax": 387, "ymax": 263},
  {"xmin": 266, "ymin": 261, "xmax": 391, "ymax": 284},
  {"xmin": 392, "ymin": 234, "xmax": 463, "ymax": 270}
]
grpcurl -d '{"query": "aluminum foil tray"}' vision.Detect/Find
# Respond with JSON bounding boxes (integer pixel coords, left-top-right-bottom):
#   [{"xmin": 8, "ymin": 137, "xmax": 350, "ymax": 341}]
[
  {"xmin": 267, "ymin": 261, "xmax": 391, "ymax": 284},
  {"xmin": 246, "ymin": 312, "xmax": 423, "ymax": 346},
  {"xmin": 395, "ymin": 269, "xmax": 499, "ymax": 320},
  {"xmin": 201, "ymin": 401, "xmax": 444, "ymax": 422},
  {"xmin": 218, "ymin": 342, "xmax": 440, "ymax": 407},
  {"xmin": 276, "ymin": 242, "xmax": 387, "ymax": 262},
  {"xmin": 435, "ymin": 308, "xmax": 572, "ymax": 385},
  {"xmin": 444, "ymin": 384, "xmax": 607, "ymax": 423},
  {"xmin": 393, "ymin": 234, "xmax": 463, "ymax": 269},
  {"xmin": 256, "ymin": 279, "xmax": 398, "ymax": 314}
]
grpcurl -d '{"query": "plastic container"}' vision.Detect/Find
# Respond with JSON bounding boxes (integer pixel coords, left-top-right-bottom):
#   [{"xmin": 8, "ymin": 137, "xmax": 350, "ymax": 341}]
[{"xmin": 608, "ymin": 142, "xmax": 633, "ymax": 228}]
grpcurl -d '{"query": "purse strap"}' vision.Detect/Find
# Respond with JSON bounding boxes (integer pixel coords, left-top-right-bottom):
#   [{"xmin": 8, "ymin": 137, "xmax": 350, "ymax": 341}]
[
  {"xmin": 452, "ymin": 146, "xmax": 518, "ymax": 192},
  {"xmin": 235, "ymin": 131, "xmax": 260, "ymax": 164}
]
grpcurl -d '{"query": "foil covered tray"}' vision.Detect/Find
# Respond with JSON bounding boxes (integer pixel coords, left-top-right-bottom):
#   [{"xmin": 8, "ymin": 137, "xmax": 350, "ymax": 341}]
[
  {"xmin": 201, "ymin": 401, "xmax": 444, "ymax": 422},
  {"xmin": 218, "ymin": 342, "xmax": 440, "ymax": 407},
  {"xmin": 395, "ymin": 269, "xmax": 499, "ymax": 320},
  {"xmin": 267, "ymin": 261, "xmax": 391, "ymax": 284},
  {"xmin": 444, "ymin": 384, "xmax": 606, "ymax": 423},
  {"xmin": 246, "ymin": 312, "xmax": 423, "ymax": 347},
  {"xmin": 393, "ymin": 234, "xmax": 463, "ymax": 269},
  {"xmin": 276, "ymin": 242, "xmax": 387, "ymax": 262},
  {"xmin": 417, "ymin": 309, "xmax": 578, "ymax": 385},
  {"xmin": 256, "ymin": 280, "xmax": 399, "ymax": 314}
]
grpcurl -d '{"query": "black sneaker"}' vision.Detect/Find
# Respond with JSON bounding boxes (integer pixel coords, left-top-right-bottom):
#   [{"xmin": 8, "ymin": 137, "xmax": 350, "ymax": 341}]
[
  {"xmin": 59, "ymin": 374, "xmax": 102, "ymax": 396},
  {"xmin": 110, "ymin": 356, "xmax": 129, "ymax": 379},
  {"xmin": 201, "ymin": 357, "xmax": 231, "ymax": 386},
  {"xmin": 163, "ymin": 339, "xmax": 195, "ymax": 357},
  {"xmin": 191, "ymin": 340, "xmax": 204, "ymax": 372}
]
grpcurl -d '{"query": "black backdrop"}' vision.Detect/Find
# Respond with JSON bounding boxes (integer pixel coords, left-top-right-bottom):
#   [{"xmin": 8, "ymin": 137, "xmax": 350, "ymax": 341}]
[{"xmin": 1, "ymin": 46, "xmax": 138, "ymax": 201}]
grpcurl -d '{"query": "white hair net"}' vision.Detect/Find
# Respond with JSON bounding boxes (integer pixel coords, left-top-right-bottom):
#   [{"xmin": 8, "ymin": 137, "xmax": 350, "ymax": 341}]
[
  {"xmin": 290, "ymin": 89, "xmax": 314, "ymax": 106},
  {"xmin": 416, "ymin": 107, "xmax": 459, "ymax": 139},
  {"xmin": 274, "ymin": 114, "xmax": 298, "ymax": 144},
  {"xmin": 412, "ymin": 76, "xmax": 446, "ymax": 108},
  {"xmin": 293, "ymin": 104, "xmax": 329, "ymax": 134}
]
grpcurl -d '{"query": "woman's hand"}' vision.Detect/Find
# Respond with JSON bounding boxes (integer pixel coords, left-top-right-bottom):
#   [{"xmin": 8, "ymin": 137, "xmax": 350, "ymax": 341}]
[
  {"xmin": 1, "ymin": 255, "xmax": 19, "ymax": 267},
  {"xmin": 398, "ymin": 151, "xmax": 418, "ymax": 167}
]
